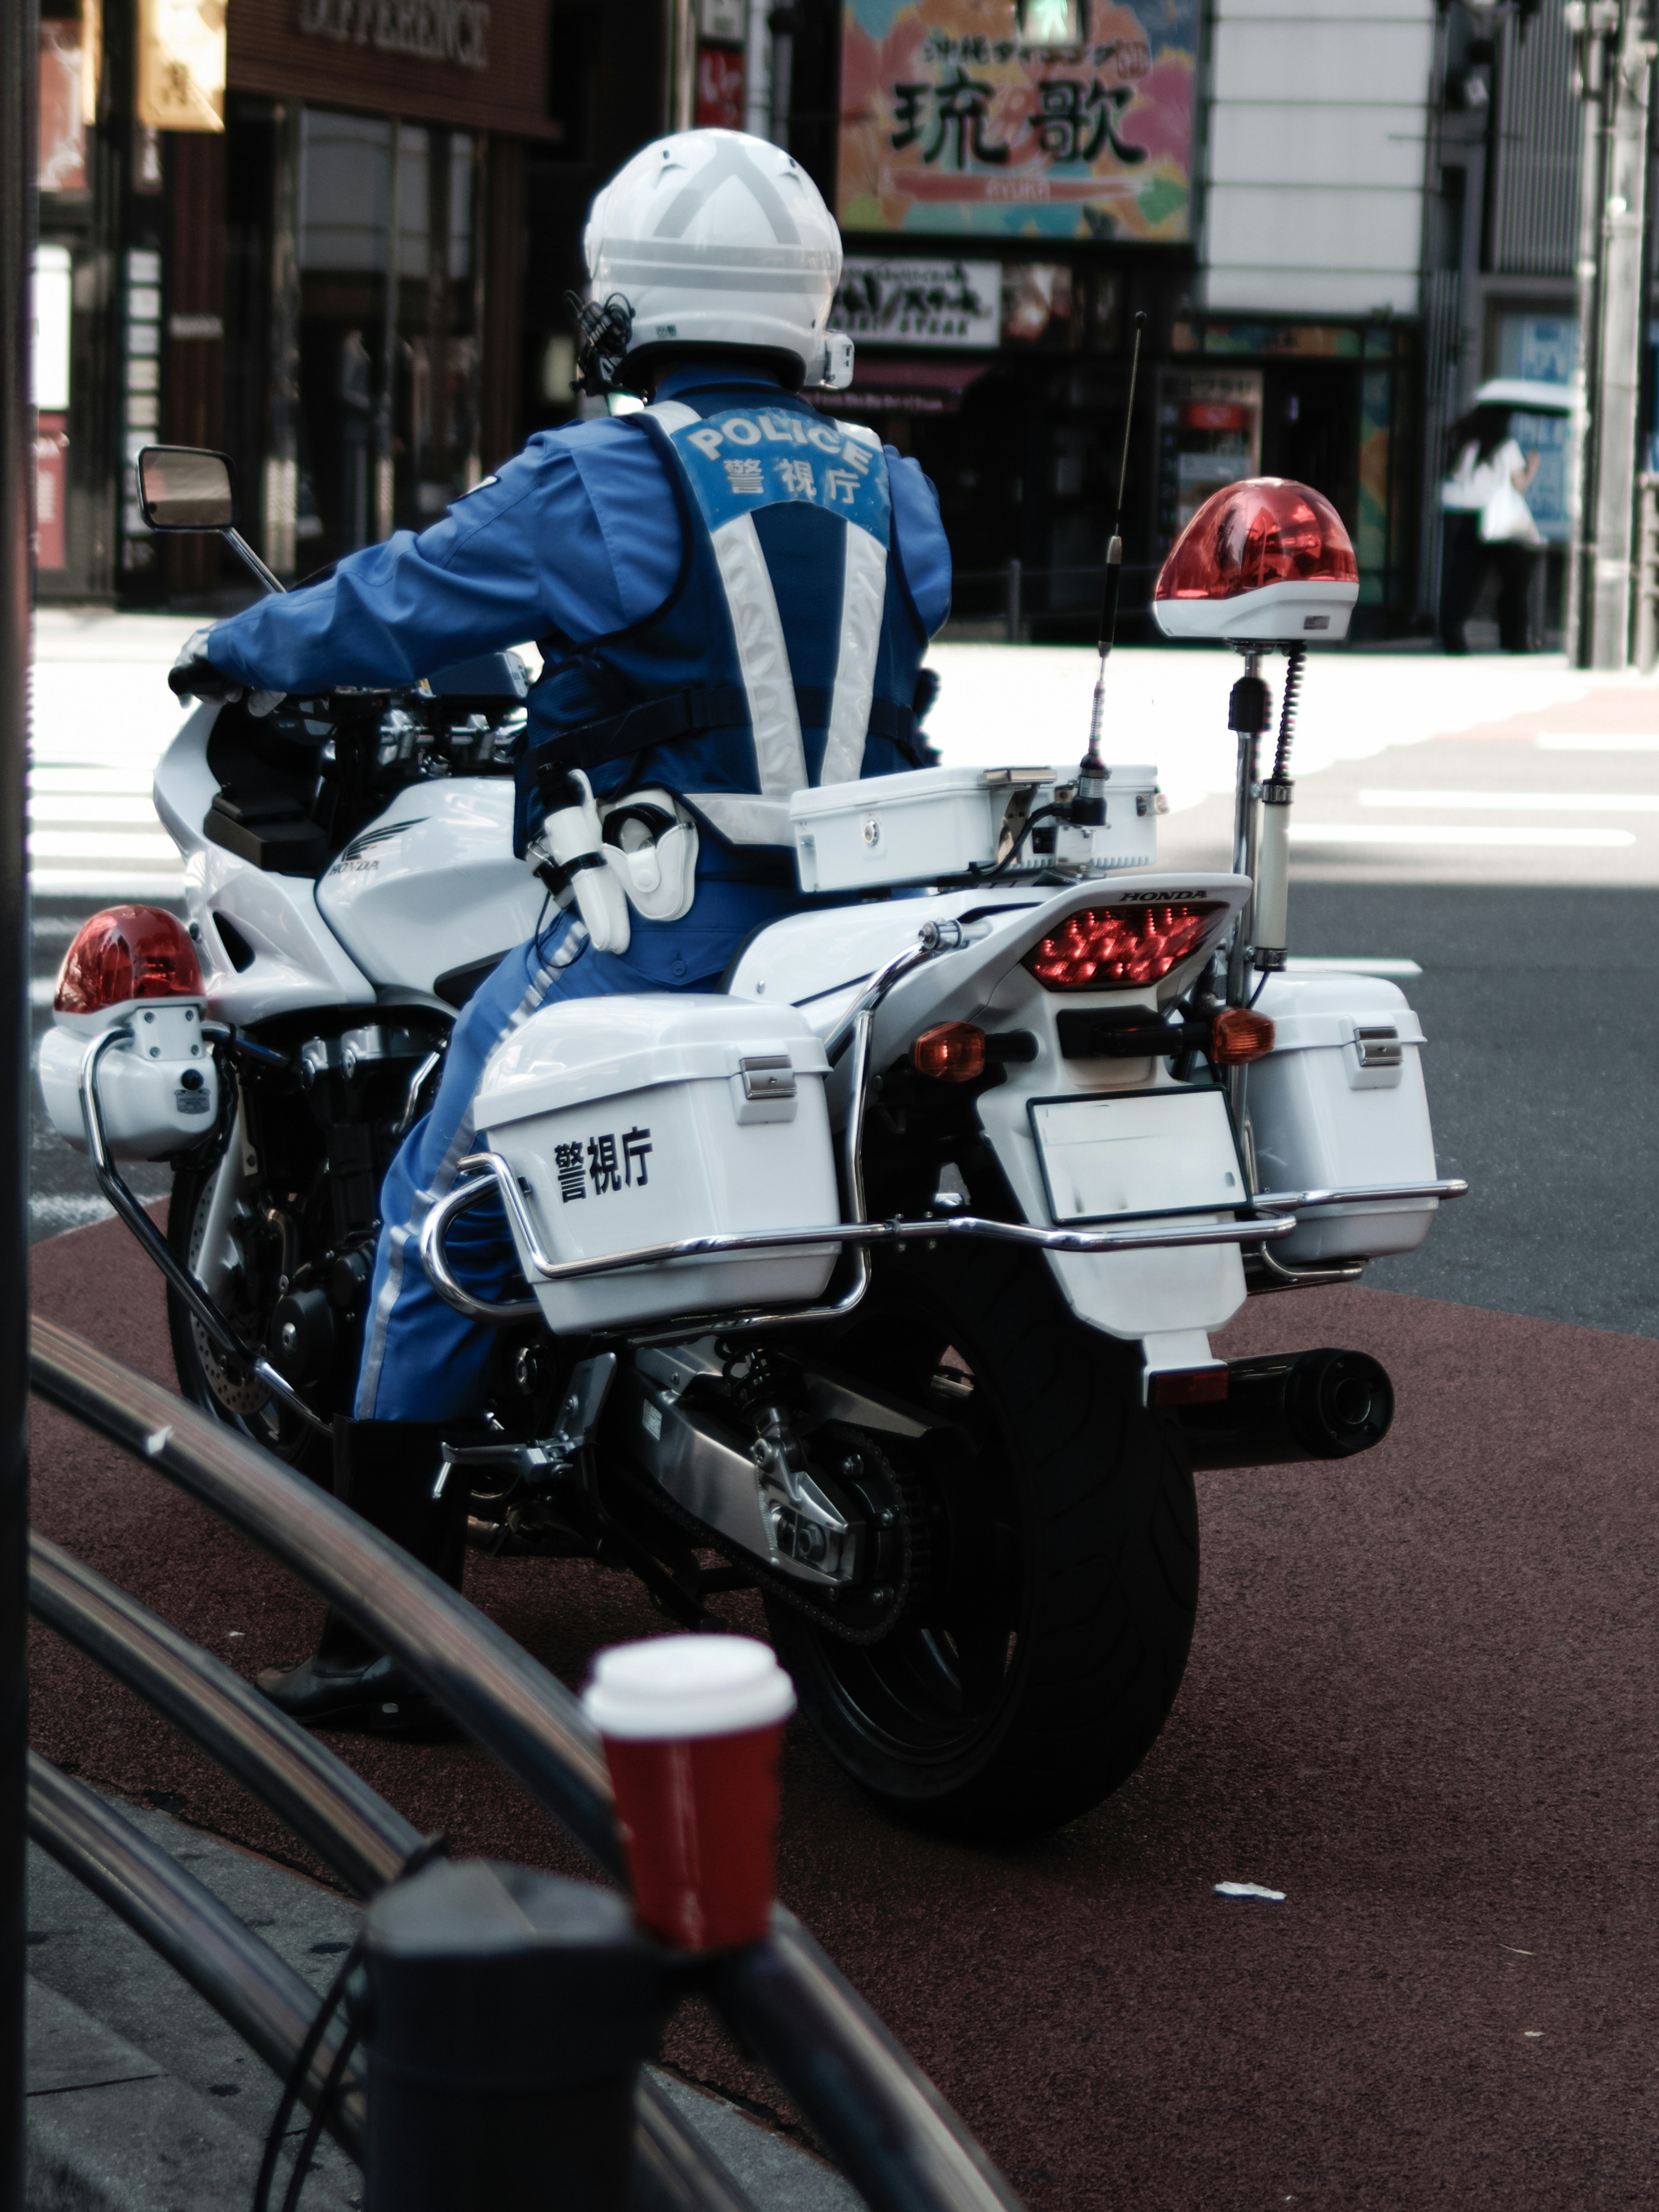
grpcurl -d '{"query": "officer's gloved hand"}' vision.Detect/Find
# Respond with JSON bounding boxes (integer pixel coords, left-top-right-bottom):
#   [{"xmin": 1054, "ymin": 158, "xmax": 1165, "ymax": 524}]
[{"xmin": 168, "ymin": 626, "xmax": 244, "ymax": 704}]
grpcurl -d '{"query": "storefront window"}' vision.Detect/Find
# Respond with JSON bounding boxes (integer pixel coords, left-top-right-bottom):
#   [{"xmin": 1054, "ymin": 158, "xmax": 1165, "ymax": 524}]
[{"xmin": 294, "ymin": 108, "xmax": 480, "ymax": 566}]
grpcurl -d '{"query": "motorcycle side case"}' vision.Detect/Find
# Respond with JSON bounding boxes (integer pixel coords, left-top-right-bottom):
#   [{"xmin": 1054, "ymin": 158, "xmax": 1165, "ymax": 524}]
[
  {"xmin": 1247, "ymin": 973, "xmax": 1440, "ymax": 1263},
  {"xmin": 38, "ymin": 1002, "xmax": 219, "ymax": 1158},
  {"xmin": 475, "ymin": 994, "xmax": 840, "ymax": 1333}
]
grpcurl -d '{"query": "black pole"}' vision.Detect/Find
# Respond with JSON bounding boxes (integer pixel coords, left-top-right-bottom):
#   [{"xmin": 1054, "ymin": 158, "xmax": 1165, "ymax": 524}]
[
  {"xmin": 356, "ymin": 1861, "xmax": 665, "ymax": 2212},
  {"xmin": 0, "ymin": 0, "xmax": 32, "ymax": 2187}
]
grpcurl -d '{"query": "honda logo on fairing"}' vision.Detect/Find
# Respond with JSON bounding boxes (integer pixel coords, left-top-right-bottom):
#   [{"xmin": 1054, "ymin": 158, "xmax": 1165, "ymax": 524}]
[{"xmin": 328, "ymin": 820, "xmax": 427, "ymax": 876}]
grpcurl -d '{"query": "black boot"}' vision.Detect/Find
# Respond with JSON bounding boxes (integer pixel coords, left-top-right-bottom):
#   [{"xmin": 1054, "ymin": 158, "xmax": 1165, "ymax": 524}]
[{"xmin": 257, "ymin": 1418, "xmax": 468, "ymax": 1734}]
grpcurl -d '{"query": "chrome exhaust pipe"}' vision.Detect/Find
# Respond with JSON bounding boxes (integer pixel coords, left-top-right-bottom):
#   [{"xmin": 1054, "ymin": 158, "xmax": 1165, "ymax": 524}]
[{"xmin": 1178, "ymin": 1348, "xmax": 1393, "ymax": 1469}]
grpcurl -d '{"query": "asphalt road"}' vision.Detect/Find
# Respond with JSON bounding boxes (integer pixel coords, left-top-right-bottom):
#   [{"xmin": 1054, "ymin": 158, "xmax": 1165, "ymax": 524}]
[
  {"xmin": 30, "ymin": 1220, "xmax": 1659, "ymax": 2211},
  {"xmin": 1284, "ymin": 880, "xmax": 1659, "ymax": 1335}
]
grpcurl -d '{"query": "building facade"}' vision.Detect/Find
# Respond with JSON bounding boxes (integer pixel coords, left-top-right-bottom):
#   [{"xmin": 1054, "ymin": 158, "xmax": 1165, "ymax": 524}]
[
  {"xmin": 35, "ymin": 0, "xmax": 569, "ymax": 607},
  {"xmin": 33, "ymin": 0, "xmax": 1620, "ymax": 637}
]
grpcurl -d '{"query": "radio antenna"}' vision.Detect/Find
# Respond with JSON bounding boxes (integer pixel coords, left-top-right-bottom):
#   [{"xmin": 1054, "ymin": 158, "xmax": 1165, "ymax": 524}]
[{"xmin": 1072, "ymin": 309, "xmax": 1147, "ymax": 825}]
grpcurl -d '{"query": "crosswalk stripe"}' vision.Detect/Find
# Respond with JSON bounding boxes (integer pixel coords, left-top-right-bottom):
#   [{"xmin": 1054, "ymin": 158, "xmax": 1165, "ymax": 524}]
[
  {"xmin": 29, "ymin": 769, "xmax": 156, "ymax": 795},
  {"xmin": 29, "ymin": 831, "xmax": 181, "ymax": 860},
  {"xmin": 29, "ymin": 796, "xmax": 165, "ymax": 825}
]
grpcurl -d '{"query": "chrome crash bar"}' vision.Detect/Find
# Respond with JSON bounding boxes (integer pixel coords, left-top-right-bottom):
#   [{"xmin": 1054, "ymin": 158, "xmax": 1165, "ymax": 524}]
[
  {"xmin": 419, "ymin": 1163, "xmax": 1471, "ymax": 1333},
  {"xmin": 419, "ymin": 1152, "xmax": 1303, "ymax": 1328},
  {"xmin": 1252, "ymin": 1179, "xmax": 1468, "ymax": 1211},
  {"xmin": 78, "ymin": 1026, "xmax": 331, "ymax": 1437}
]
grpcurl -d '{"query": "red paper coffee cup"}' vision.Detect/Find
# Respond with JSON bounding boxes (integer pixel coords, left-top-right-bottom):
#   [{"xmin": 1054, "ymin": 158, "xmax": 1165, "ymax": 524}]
[{"xmin": 584, "ymin": 1636, "xmax": 796, "ymax": 1951}]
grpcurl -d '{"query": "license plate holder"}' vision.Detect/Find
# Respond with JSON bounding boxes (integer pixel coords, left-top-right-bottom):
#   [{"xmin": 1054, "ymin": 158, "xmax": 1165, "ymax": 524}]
[{"xmin": 1028, "ymin": 1087, "xmax": 1247, "ymax": 1227}]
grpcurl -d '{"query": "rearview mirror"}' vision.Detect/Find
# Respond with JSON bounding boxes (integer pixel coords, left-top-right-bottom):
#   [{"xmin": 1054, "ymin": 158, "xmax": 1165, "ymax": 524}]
[{"xmin": 137, "ymin": 445, "xmax": 237, "ymax": 531}]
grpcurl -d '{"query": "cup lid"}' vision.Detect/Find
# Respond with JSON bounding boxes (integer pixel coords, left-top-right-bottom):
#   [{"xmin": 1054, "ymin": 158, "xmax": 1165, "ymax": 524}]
[{"xmin": 583, "ymin": 1635, "xmax": 796, "ymax": 1741}]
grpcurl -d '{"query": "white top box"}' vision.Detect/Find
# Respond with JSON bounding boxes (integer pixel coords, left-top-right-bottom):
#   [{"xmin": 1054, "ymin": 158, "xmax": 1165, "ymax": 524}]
[{"xmin": 789, "ymin": 764, "xmax": 1159, "ymax": 893}]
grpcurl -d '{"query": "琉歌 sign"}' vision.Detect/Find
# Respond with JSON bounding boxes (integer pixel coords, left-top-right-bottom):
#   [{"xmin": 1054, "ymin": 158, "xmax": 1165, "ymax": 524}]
[
  {"xmin": 839, "ymin": 0, "xmax": 1197, "ymax": 242},
  {"xmin": 832, "ymin": 257, "xmax": 1000, "ymax": 347}
]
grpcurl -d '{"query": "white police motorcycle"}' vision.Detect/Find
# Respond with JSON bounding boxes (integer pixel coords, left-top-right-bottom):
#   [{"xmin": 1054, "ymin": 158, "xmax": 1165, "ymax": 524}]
[{"xmin": 38, "ymin": 451, "xmax": 1462, "ymax": 1835}]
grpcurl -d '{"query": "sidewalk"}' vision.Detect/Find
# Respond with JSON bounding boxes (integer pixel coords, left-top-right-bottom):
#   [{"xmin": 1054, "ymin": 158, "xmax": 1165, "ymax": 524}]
[
  {"xmin": 33, "ymin": 605, "xmax": 1659, "ymax": 799},
  {"xmin": 26, "ymin": 1791, "xmax": 858, "ymax": 2212}
]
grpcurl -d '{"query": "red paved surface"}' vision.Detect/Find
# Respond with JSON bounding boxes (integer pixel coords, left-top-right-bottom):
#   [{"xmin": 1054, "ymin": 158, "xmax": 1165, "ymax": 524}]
[{"xmin": 27, "ymin": 1214, "xmax": 1659, "ymax": 2206}]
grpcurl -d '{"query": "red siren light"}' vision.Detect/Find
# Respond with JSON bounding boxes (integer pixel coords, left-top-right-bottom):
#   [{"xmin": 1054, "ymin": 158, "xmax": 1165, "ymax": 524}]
[
  {"xmin": 54, "ymin": 906, "xmax": 204, "ymax": 1016},
  {"xmin": 1152, "ymin": 478, "xmax": 1359, "ymax": 642}
]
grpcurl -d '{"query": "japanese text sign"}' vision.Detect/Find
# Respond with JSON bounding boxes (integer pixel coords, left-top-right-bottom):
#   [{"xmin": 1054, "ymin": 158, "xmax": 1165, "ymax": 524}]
[
  {"xmin": 137, "ymin": 0, "xmax": 225, "ymax": 130},
  {"xmin": 669, "ymin": 408, "xmax": 892, "ymax": 541},
  {"xmin": 833, "ymin": 257, "xmax": 1000, "ymax": 348},
  {"xmin": 839, "ymin": 0, "xmax": 1197, "ymax": 242}
]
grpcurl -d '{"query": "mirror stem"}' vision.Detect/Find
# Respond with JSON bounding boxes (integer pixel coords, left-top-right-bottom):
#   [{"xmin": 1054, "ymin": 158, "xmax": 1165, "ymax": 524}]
[{"xmin": 219, "ymin": 527, "xmax": 286, "ymax": 597}]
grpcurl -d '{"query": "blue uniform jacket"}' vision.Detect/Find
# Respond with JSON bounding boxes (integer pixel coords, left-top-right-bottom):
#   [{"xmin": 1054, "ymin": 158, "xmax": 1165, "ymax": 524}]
[{"xmin": 205, "ymin": 361, "xmax": 951, "ymax": 981}]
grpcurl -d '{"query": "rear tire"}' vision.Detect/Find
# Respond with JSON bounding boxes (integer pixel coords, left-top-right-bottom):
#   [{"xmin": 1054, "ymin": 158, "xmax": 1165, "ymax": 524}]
[{"xmin": 766, "ymin": 1243, "xmax": 1198, "ymax": 1838}]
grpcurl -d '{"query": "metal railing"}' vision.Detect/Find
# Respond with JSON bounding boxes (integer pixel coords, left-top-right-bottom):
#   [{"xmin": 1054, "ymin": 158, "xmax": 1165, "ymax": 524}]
[{"xmin": 28, "ymin": 1315, "xmax": 1023, "ymax": 2212}]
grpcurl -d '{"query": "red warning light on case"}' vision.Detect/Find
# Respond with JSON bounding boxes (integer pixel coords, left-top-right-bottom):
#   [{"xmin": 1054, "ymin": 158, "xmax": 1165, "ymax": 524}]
[
  {"xmin": 1153, "ymin": 478, "xmax": 1359, "ymax": 643},
  {"xmin": 1025, "ymin": 903, "xmax": 1225, "ymax": 992},
  {"xmin": 54, "ymin": 906, "xmax": 204, "ymax": 1015}
]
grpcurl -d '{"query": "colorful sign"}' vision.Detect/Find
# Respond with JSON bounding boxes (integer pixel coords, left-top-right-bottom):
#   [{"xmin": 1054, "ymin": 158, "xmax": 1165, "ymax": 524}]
[
  {"xmin": 839, "ymin": 0, "xmax": 1197, "ymax": 242},
  {"xmin": 696, "ymin": 44, "xmax": 746, "ymax": 129},
  {"xmin": 833, "ymin": 257, "xmax": 1001, "ymax": 347},
  {"xmin": 137, "ymin": 0, "xmax": 226, "ymax": 129},
  {"xmin": 35, "ymin": 416, "xmax": 69, "ymax": 572}
]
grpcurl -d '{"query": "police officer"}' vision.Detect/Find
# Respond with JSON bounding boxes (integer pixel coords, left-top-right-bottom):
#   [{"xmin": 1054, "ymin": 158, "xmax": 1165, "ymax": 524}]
[{"xmin": 172, "ymin": 129, "xmax": 951, "ymax": 1729}]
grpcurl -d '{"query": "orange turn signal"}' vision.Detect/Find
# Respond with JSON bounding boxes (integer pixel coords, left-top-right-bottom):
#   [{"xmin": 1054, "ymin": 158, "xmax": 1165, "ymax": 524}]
[
  {"xmin": 1211, "ymin": 1009, "xmax": 1275, "ymax": 1065},
  {"xmin": 912, "ymin": 1023, "xmax": 987, "ymax": 1083}
]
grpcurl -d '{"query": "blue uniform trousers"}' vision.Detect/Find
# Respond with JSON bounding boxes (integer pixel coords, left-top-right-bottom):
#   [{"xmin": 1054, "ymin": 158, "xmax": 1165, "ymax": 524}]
[{"xmin": 354, "ymin": 900, "xmax": 773, "ymax": 1422}]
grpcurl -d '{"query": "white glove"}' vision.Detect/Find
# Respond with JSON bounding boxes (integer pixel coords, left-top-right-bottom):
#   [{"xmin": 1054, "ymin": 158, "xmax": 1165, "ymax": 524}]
[{"xmin": 531, "ymin": 767, "xmax": 631, "ymax": 955}]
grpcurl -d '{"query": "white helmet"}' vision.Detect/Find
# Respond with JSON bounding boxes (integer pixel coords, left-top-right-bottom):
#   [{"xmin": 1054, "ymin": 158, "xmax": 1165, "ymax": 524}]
[{"xmin": 582, "ymin": 130, "xmax": 852, "ymax": 392}]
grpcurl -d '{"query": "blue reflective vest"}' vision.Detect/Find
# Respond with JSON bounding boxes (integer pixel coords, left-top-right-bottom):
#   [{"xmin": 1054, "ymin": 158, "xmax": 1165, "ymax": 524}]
[
  {"xmin": 515, "ymin": 379, "xmax": 950, "ymax": 858},
  {"xmin": 204, "ymin": 362, "xmax": 951, "ymax": 877}
]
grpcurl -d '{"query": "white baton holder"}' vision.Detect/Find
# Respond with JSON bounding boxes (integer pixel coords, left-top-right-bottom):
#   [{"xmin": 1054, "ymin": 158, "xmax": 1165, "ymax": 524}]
[
  {"xmin": 533, "ymin": 768, "xmax": 633, "ymax": 955},
  {"xmin": 599, "ymin": 787, "xmax": 699, "ymax": 925}
]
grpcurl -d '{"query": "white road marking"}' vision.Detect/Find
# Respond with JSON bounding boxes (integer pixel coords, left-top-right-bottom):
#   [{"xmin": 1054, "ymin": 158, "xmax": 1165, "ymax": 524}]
[
  {"xmin": 1536, "ymin": 731, "xmax": 1659, "ymax": 750},
  {"xmin": 28, "ymin": 831, "xmax": 181, "ymax": 859},
  {"xmin": 29, "ymin": 1194, "xmax": 114, "ymax": 1233},
  {"xmin": 1290, "ymin": 823, "xmax": 1637, "ymax": 848},
  {"xmin": 29, "ymin": 768, "xmax": 156, "ymax": 795},
  {"xmin": 30, "ymin": 870, "xmax": 185, "ymax": 899},
  {"xmin": 29, "ymin": 795, "xmax": 165, "ymax": 825},
  {"xmin": 1283, "ymin": 956, "xmax": 1423, "ymax": 977},
  {"xmin": 1360, "ymin": 788, "xmax": 1659, "ymax": 812}
]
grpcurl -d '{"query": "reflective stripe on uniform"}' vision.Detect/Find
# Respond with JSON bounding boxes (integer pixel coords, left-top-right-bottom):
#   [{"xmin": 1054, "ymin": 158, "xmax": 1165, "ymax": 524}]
[{"xmin": 644, "ymin": 396, "xmax": 892, "ymax": 823}]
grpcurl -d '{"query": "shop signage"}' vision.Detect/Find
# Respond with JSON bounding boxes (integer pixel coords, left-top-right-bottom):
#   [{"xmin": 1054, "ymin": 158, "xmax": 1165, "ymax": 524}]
[
  {"xmin": 137, "ymin": 0, "xmax": 225, "ymax": 130},
  {"xmin": 832, "ymin": 257, "xmax": 998, "ymax": 348},
  {"xmin": 297, "ymin": 0, "xmax": 490, "ymax": 71},
  {"xmin": 839, "ymin": 0, "xmax": 1198, "ymax": 243}
]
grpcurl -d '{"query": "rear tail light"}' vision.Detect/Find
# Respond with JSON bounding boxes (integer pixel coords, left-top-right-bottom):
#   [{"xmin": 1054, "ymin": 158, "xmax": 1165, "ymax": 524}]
[
  {"xmin": 913, "ymin": 1023, "xmax": 986, "ymax": 1083},
  {"xmin": 1151, "ymin": 1368, "xmax": 1230, "ymax": 1407},
  {"xmin": 54, "ymin": 906, "xmax": 204, "ymax": 1015},
  {"xmin": 1210, "ymin": 1008, "xmax": 1275, "ymax": 1065},
  {"xmin": 1024, "ymin": 903, "xmax": 1225, "ymax": 992}
]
